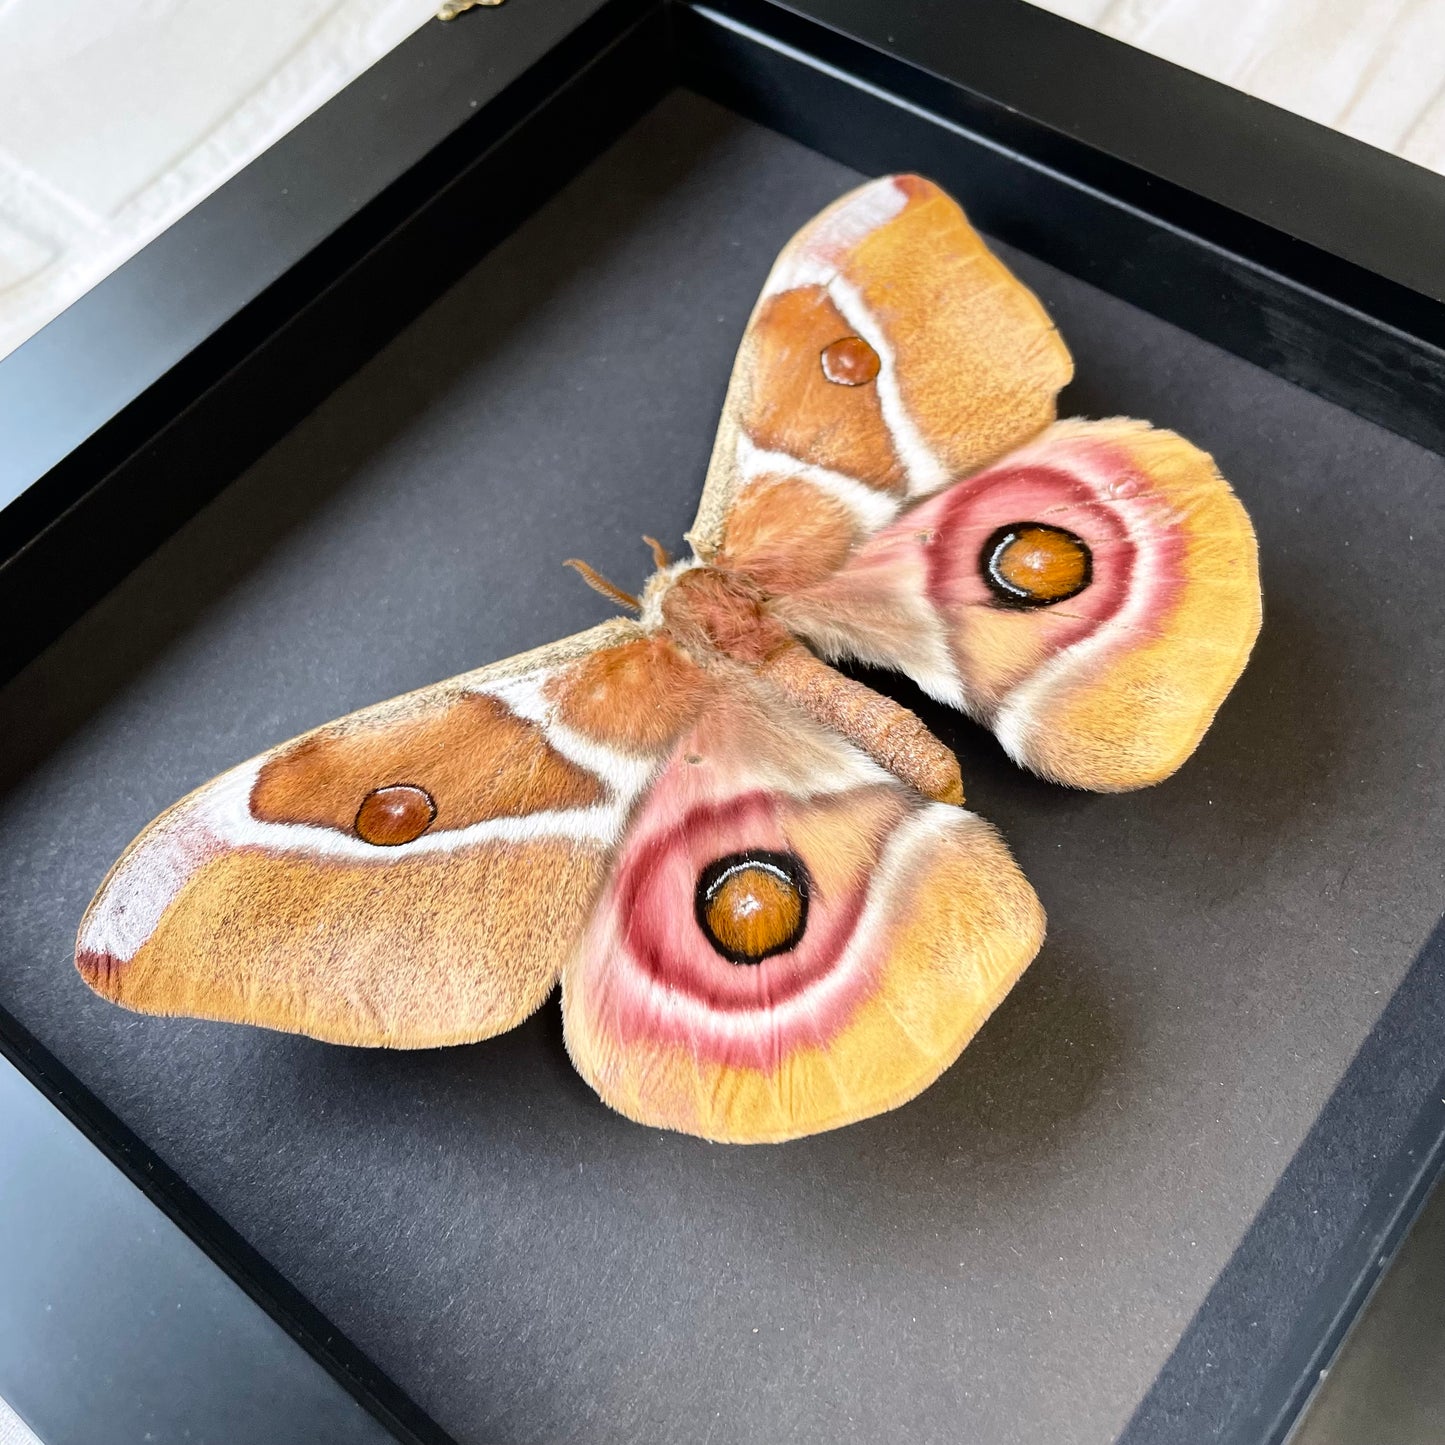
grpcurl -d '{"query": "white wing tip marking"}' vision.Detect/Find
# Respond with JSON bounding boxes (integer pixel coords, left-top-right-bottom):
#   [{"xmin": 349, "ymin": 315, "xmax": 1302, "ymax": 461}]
[
  {"xmin": 84, "ymin": 671, "xmax": 667, "ymax": 958},
  {"xmin": 763, "ymin": 176, "xmax": 910, "ymax": 298}
]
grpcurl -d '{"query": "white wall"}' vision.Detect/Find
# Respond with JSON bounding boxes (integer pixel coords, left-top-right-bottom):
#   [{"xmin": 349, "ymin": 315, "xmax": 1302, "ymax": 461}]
[
  {"xmin": 1030, "ymin": 0, "xmax": 1445, "ymax": 174},
  {"xmin": 1, "ymin": 0, "xmax": 1441, "ymax": 361},
  {"xmin": 0, "ymin": 0, "xmax": 437, "ymax": 359}
]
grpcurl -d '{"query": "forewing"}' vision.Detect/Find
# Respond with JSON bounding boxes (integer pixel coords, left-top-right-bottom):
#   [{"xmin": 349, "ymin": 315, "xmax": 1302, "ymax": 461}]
[
  {"xmin": 561, "ymin": 675, "xmax": 1045, "ymax": 1143},
  {"xmin": 774, "ymin": 419, "xmax": 1263, "ymax": 790},
  {"xmin": 77, "ymin": 620, "xmax": 709, "ymax": 1046},
  {"xmin": 688, "ymin": 174, "xmax": 1073, "ymax": 590}
]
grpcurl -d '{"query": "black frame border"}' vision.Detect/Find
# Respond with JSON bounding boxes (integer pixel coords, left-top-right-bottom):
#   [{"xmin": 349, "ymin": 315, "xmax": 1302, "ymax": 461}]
[
  {"xmin": 3, "ymin": 4, "xmax": 1444, "ymax": 1442},
  {"xmin": 0, "ymin": 1006, "xmax": 454, "ymax": 1445}
]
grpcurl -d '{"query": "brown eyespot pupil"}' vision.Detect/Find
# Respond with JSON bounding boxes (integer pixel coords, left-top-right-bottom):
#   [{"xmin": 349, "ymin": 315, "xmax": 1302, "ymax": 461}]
[
  {"xmin": 982, "ymin": 523, "xmax": 1092, "ymax": 607},
  {"xmin": 820, "ymin": 335, "xmax": 880, "ymax": 386},
  {"xmin": 355, "ymin": 784, "xmax": 436, "ymax": 845},
  {"xmin": 695, "ymin": 851, "xmax": 809, "ymax": 965}
]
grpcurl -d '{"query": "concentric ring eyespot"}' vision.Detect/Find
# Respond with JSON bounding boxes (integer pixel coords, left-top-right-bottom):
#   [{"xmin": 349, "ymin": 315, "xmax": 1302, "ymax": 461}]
[
  {"xmin": 354, "ymin": 784, "xmax": 436, "ymax": 846},
  {"xmin": 981, "ymin": 522, "xmax": 1092, "ymax": 608},
  {"xmin": 694, "ymin": 850, "xmax": 810, "ymax": 965}
]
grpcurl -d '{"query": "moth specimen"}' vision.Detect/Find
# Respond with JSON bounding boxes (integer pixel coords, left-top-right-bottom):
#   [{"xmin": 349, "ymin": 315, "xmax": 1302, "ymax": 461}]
[{"xmin": 77, "ymin": 177, "xmax": 1262, "ymax": 1143}]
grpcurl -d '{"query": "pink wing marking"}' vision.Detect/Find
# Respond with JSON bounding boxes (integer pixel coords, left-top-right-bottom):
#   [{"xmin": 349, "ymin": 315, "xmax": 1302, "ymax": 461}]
[
  {"xmin": 567, "ymin": 700, "xmax": 923, "ymax": 1073},
  {"xmin": 780, "ymin": 421, "xmax": 1190, "ymax": 720}
]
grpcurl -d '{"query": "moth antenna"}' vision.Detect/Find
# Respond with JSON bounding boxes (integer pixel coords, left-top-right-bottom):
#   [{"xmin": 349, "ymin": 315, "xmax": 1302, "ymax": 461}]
[
  {"xmin": 642, "ymin": 534, "xmax": 671, "ymax": 569},
  {"xmin": 563, "ymin": 558, "xmax": 640, "ymax": 612}
]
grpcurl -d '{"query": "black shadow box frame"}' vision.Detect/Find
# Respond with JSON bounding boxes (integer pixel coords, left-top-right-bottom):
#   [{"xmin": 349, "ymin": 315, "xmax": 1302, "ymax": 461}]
[{"xmin": 3, "ymin": 3, "xmax": 1444, "ymax": 1443}]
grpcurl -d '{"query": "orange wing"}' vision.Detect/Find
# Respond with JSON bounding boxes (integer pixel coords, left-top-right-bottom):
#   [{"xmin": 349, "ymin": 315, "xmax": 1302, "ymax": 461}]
[
  {"xmin": 693, "ymin": 174, "xmax": 1259, "ymax": 790},
  {"xmin": 73, "ymin": 173, "xmax": 1259, "ymax": 1144},
  {"xmin": 76, "ymin": 620, "xmax": 710, "ymax": 1047},
  {"xmin": 562, "ymin": 671, "xmax": 1044, "ymax": 1143},
  {"xmin": 688, "ymin": 174, "xmax": 1073, "ymax": 588}
]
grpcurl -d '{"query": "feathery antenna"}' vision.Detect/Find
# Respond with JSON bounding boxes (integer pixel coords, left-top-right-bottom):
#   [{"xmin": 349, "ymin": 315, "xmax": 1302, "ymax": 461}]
[{"xmin": 563, "ymin": 558, "xmax": 640, "ymax": 612}]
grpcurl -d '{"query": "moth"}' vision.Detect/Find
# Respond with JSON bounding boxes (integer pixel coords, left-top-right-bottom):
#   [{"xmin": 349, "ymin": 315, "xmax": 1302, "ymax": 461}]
[{"xmin": 77, "ymin": 177, "xmax": 1261, "ymax": 1143}]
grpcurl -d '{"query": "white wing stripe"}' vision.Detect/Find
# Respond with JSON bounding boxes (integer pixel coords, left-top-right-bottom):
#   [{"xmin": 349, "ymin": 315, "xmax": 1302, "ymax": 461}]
[
  {"xmin": 81, "ymin": 670, "xmax": 665, "ymax": 962},
  {"xmin": 825, "ymin": 274, "xmax": 952, "ymax": 498},
  {"xmin": 474, "ymin": 674, "xmax": 658, "ymax": 802},
  {"xmin": 735, "ymin": 432, "xmax": 901, "ymax": 532}
]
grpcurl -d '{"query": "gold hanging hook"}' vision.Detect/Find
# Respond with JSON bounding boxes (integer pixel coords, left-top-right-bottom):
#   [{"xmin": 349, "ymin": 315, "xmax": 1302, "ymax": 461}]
[{"xmin": 437, "ymin": 0, "xmax": 504, "ymax": 21}]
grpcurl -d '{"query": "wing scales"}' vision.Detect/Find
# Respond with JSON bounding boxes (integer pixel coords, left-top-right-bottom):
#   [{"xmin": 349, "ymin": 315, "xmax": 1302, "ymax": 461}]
[
  {"xmin": 74, "ymin": 174, "xmax": 1259, "ymax": 1143},
  {"xmin": 562, "ymin": 675, "xmax": 1044, "ymax": 1142},
  {"xmin": 77, "ymin": 621, "xmax": 710, "ymax": 1046}
]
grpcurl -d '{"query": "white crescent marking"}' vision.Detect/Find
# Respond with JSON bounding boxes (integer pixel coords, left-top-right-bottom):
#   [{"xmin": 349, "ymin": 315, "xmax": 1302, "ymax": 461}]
[{"xmin": 991, "ymin": 431, "xmax": 1179, "ymax": 763}]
